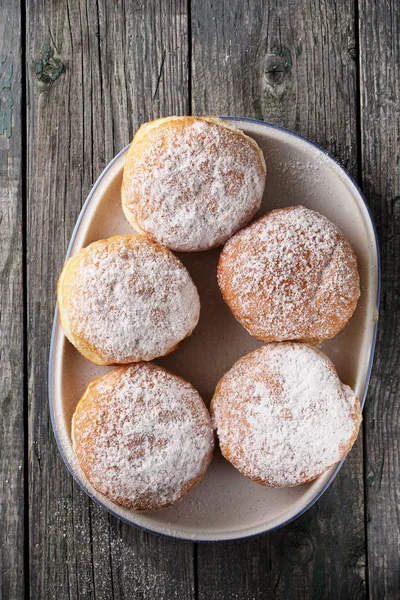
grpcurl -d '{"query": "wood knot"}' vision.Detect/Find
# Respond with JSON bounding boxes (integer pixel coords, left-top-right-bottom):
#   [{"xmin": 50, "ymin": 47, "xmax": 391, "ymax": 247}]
[
  {"xmin": 265, "ymin": 54, "xmax": 287, "ymax": 86},
  {"xmin": 34, "ymin": 44, "xmax": 65, "ymax": 90},
  {"xmin": 348, "ymin": 46, "xmax": 357, "ymax": 61},
  {"xmin": 264, "ymin": 46, "xmax": 292, "ymax": 100}
]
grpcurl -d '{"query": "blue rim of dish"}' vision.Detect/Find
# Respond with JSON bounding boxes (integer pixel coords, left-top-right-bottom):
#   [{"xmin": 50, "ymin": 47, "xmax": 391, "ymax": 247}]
[{"xmin": 48, "ymin": 116, "xmax": 381, "ymax": 543}]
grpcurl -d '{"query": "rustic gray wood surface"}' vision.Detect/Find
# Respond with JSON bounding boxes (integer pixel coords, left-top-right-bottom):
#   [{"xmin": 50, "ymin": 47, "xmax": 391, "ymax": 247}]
[
  {"xmin": 359, "ymin": 0, "xmax": 400, "ymax": 598},
  {"xmin": 0, "ymin": 1, "xmax": 25, "ymax": 599},
  {"xmin": 26, "ymin": 1, "xmax": 195, "ymax": 599},
  {"xmin": 192, "ymin": 3, "xmax": 367, "ymax": 599},
  {"xmin": 0, "ymin": 0, "xmax": 398, "ymax": 598}
]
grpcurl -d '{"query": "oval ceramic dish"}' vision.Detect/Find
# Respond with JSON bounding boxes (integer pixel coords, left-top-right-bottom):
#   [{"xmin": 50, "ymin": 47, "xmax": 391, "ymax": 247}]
[{"xmin": 49, "ymin": 117, "xmax": 380, "ymax": 542}]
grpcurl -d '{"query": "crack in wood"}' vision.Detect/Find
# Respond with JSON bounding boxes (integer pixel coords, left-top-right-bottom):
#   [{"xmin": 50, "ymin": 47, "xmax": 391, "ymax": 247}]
[{"xmin": 153, "ymin": 49, "xmax": 166, "ymax": 102}]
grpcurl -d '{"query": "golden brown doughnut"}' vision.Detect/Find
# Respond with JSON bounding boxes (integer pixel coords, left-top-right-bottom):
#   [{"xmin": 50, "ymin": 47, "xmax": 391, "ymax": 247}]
[
  {"xmin": 72, "ymin": 363, "xmax": 214, "ymax": 510},
  {"xmin": 218, "ymin": 205, "xmax": 360, "ymax": 343},
  {"xmin": 121, "ymin": 116, "xmax": 266, "ymax": 252},
  {"xmin": 211, "ymin": 343, "xmax": 362, "ymax": 487},
  {"xmin": 57, "ymin": 234, "xmax": 200, "ymax": 365}
]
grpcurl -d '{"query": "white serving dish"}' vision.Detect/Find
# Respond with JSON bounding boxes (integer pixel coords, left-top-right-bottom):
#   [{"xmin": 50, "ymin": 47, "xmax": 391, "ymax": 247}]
[{"xmin": 49, "ymin": 117, "xmax": 380, "ymax": 542}]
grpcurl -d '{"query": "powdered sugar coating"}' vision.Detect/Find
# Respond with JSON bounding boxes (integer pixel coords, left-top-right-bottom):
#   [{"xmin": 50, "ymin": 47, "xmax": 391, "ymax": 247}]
[
  {"xmin": 218, "ymin": 205, "xmax": 360, "ymax": 342},
  {"xmin": 58, "ymin": 235, "xmax": 200, "ymax": 365},
  {"xmin": 211, "ymin": 343, "xmax": 361, "ymax": 487},
  {"xmin": 122, "ymin": 116, "xmax": 266, "ymax": 251},
  {"xmin": 73, "ymin": 363, "xmax": 214, "ymax": 510}
]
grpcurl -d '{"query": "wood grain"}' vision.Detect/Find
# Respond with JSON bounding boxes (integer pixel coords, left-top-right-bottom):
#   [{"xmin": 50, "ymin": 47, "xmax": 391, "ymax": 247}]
[
  {"xmin": 192, "ymin": 1, "xmax": 367, "ymax": 597},
  {"xmin": 192, "ymin": 0, "xmax": 358, "ymax": 174},
  {"xmin": 0, "ymin": 1, "xmax": 25, "ymax": 599},
  {"xmin": 26, "ymin": 1, "xmax": 194, "ymax": 598},
  {"xmin": 359, "ymin": 1, "xmax": 400, "ymax": 598}
]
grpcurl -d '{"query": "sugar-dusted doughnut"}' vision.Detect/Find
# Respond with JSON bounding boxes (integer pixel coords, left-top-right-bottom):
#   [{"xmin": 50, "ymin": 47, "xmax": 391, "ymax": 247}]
[
  {"xmin": 218, "ymin": 205, "xmax": 360, "ymax": 343},
  {"xmin": 57, "ymin": 234, "xmax": 200, "ymax": 365},
  {"xmin": 72, "ymin": 363, "xmax": 214, "ymax": 510},
  {"xmin": 211, "ymin": 343, "xmax": 362, "ymax": 487},
  {"xmin": 121, "ymin": 116, "xmax": 266, "ymax": 252}
]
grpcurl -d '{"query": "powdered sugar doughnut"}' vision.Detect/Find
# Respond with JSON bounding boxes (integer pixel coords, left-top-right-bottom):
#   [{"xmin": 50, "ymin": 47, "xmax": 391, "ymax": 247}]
[
  {"xmin": 218, "ymin": 206, "xmax": 360, "ymax": 343},
  {"xmin": 211, "ymin": 343, "xmax": 361, "ymax": 487},
  {"xmin": 72, "ymin": 363, "xmax": 214, "ymax": 510},
  {"xmin": 57, "ymin": 235, "xmax": 200, "ymax": 365},
  {"xmin": 121, "ymin": 116, "xmax": 266, "ymax": 252}
]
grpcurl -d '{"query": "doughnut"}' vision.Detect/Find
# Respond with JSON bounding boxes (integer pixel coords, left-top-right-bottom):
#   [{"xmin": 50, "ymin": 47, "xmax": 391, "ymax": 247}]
[
  {"xmin": 218, "ymin": 205, "xmax": 360, "ymax": 343},
  {"xmin": 121, "ymin": 116, "xmax": 266, "ymax": 252},
  {"xmin": 72, "ymin": 363, "xmax": 214, "ymax": 510},
  {"xmin": 211, "ymin": 343, "xmax": 362, "ymax": 487},
  {"xmin": 57, "ymin": 234, "xmax": 200, "ymax": 365}
]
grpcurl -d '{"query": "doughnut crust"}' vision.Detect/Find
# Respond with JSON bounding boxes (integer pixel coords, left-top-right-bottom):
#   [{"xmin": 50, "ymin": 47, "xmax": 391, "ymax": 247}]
[
  {"xmin": 218, "ymin": 205, "xmax": 360, "ymax": 343},
  {"xmin": 211, "ymin": 343, "xmax": 362, "ymax": 487},
  {"xmin": 57, "ymin": 234, "xmax": 200, "ymax": 365},
  {"xmin": 121, "ymin": 116, "xmax": 266, "ymax": 252},
  {"xmin": 72, "ymin": 363, "xmax": 214, "ymax": 511}
]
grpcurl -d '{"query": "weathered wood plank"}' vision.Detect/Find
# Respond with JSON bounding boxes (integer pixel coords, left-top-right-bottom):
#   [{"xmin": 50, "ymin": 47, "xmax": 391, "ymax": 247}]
[
  {"xmin": 359, "ymin": 1, "xmax": 400, "ymax": 598},
  {"xmin": 0, "ymin": 1, "xmax": 25, "ymax": 599},
  {"xmin": 26, "ymin": 1, "xmax": 194, "ymax": 598},
  {"xmin": 192, "ymin": 1, "xmax": 366, "ymax": 598}
]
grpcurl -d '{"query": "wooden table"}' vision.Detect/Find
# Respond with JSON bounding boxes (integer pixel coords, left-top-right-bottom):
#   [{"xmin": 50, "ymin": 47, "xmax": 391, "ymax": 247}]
[{"xmin": 1, "ymin": 1, "xmax": 399, "ymax": 598}]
